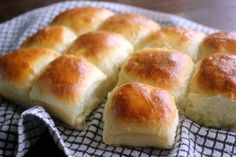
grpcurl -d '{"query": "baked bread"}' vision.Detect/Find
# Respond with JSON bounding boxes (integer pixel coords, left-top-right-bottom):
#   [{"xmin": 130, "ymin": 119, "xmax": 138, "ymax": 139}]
[
  {"xmin": 66, "ymin": 31, "xmax": 133, "ymax": 91},
  {"xmin": 29, "ymin": 55, "xmax": 107, "ymax": 127},
  {"xmin": 200, "ymin": 31, "xmax": 236, "ymax": 59},
  {"xmin": 184, "ymin": 53, "xmax": 236, "ymax": 129},
  {"xmin": 103, "ymin": 82, "xmax": 178, "ymax": 148},
  {"xmin": 51, "ymin": 7, "xmax": 115, "ymax": 36},
  {"xmin": 99, "ymin": 13, "xmax": 160, "ymax": 45},
  {"xmin": 118, "ymin": 48, "xmax": 194, "ymax": 109},
  {"xmin": 136, "ymin": 27, "xmax": 206, "ymax": 62},
  {"xmin": 3, "ymin": 5, "xmax": 236, "ymax": 134},
  {"xmin": 0, "ymin": 48, "xmax": 59, "ymax": 106},
  {"xmin": 21, "ymin": 26, "xmax": 77, "ymax": 53}
]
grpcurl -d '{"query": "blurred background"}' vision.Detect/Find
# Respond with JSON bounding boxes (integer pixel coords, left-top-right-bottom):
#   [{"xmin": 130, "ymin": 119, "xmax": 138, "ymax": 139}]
[{"xmin": 0, "ymin": 0, "xmax": 235, "ymax": 31}]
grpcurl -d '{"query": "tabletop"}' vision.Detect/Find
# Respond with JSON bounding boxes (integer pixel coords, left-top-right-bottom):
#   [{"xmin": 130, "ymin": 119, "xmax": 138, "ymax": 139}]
[
  {"xmin": 0, "ymin": 0, "xmax": 235, "ymax": 157},
  {"xmin": 0, "ymin": 0, "xmax": 235, "ymax": 31}
]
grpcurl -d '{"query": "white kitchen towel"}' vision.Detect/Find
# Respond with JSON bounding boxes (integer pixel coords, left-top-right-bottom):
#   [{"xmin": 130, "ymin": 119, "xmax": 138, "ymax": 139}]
[{"xmin": 0, "ymin": 1, "xmax": 235, "ymax": 157}]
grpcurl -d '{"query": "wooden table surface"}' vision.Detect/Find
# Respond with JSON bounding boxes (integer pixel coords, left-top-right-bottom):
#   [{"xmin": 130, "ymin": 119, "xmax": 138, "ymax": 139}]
[
  {"xmin": 0, "ymin": 0, "xmax": 235, "ymax": 156},
  {"xmin": 0, "ymin": 0, "xmax": 236, "ymax": 31}
]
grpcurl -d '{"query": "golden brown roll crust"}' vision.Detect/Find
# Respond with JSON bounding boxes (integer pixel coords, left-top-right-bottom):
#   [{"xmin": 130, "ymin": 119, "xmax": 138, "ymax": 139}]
[
  {"xmin": 137, "ymin": 27, "xmax": 205, "ymax": 62},
  {"xmin": 0, "ymin": 48, "xmax": 59, "ymax": 105},
  {"xmin": 30, "ymin": 55, "xmax": 107, "ymax": 127},
  {"xmin": 118, "ymin": 48, "xmax": 194, "ymax": 108},
  {"xmin": 111, "ymin": 82, "xmax": 176, "ymax": 124},
  {"xmin": 21, "ymin": 26, "xmax": 77, "ymax": 53},
  {"xmin": 119, "ymin": 48, "xmax": 193, "ymax": 90},
  {"xmin": 51, "ymin": 7, "xmax": 115, "ymax": 35},
  {"xmin": 99, "ymin": 13, "xmax": 160, "ymax": 45},
  {"xmin": 200, "ymin": 32, "xmax": 236, "ymax": 58},
  {"xmin": 67, "ymin": 31, "xmax": 130, "ymax": 58},
  {"xmin": 103, "ymin": 82, "xmax": 178, "ymax": 148},
  {"xmin": 191, "ymin": 53, "xmax": 236, "ymax": 99},
  {"xmin": 0, "ymin": 48, "xmax": 58, "ymax": 87},
  {"xmin": 66, "ymin": 31, "xmax": 133, "ymax": 76},
  {"xmin": 33, "ymin": 55, "xmax": 97, "ymax": 101}
]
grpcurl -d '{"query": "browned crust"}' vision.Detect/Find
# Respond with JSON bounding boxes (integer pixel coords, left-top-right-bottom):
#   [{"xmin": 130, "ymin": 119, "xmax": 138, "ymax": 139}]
[
  {"xmin": 0, "ymin": 48, "xmax": 56, "ymax": 86},
  {"xmin": 201, "ymin": 32, "xmax": 236, "ymax": 55},
  {"xmin": 148, "ymin": 26, "xmax": 205, "ymax": 42},
  {"xmin": 110, "ymin": 82, "xmax": 176, "ymax": 124},
  {"xmin": 67, "ymin": 31, "xmax": 127, "ymax": 58},
  {"xmin": 195, "ymin": 53, "xmax": 236, "ymax": 99},
  {"xmin": 99, "ymin": 13, "xmax": 160, "ymax": 43},
  {"xmin": 124, "ymin": 48, "xmax": 192, "ymax": 89},
  {"xmin": 51, "ymin": 7, "xmax": 115, "ymax": 34},
  {"xmin": 21, "ymin": 26, "xmax": 75, "ymax": 49},
  {"xmin": 36, "ymin": 55, "xmax": 93, "ymax": 102}
]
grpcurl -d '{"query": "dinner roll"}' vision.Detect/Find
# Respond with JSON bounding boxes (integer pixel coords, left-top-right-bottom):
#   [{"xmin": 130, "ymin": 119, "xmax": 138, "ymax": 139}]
[
  {"xmin": 136, "ymin": 27, "xmax": 206, "ymax": 62},
  {"xmin": 29, "ymin": 55, "xmax": 107, "ymax": 127},
  {"xmin": 51, "ymin": 7, "xmax": 115, "ymax": 36},
  {"xmin": 99, "ymin": 13, "xmax": 160, "ymax": 45},
  {"xmin": 66, "ymin": 31, "xmax": 133, "ymax": 91},
  {"xmin": 21, "ymin": 26, "xmax": 77, "ymax": 53},
  {"xmin": 118, "ymin": 48, "xmax": 194, "ymax": 109},
  {"xmin": 103, "ymin": 82, "xmax": 178, "ymax": 148},
  {"xmin": 0, "ymin": 48, "xmax": 59, "ymax": 106},
  {"xmin": 184, "ymin": 54, "xmax": 236, "ymax": 129},
  {"xmin": 200, "ymin": 31, "xmax": 236, "ymax": 59}
]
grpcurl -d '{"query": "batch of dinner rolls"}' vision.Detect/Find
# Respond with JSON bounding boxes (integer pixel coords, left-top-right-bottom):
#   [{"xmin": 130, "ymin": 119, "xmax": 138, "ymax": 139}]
[{"xmin": 0, "ymin": 6, "xmax": 236, "ymax": 149}]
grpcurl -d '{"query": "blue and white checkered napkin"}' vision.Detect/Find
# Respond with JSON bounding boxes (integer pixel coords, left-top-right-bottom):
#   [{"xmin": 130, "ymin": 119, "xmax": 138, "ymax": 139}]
[{"xmin": 0, "ymin": 1, "xmax": 235, "ymax": 157}]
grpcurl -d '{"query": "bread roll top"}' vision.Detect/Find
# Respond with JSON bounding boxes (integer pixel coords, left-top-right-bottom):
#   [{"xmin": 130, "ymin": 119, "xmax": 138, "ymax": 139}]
[
  {"xmin": 191, "ymin": 53, "xmax": 236, "ymax": 100},
  {"xmin": 99, "ymin": 13, "xmax": 160, "ymax": 45},
  {"xmin": 0, "ymin": 48, "xmax": 59, "ymax": 87},
  {"xmin": 21, "ymin": 26, "xmax": 77, "ymax": 53},
  {"xmin": 119, "ymin": 48, "xmax": 194, "ymax": 90},
  {"xmin": 51, "ymin": 7, "xmax": 115, "ymax": 35},
  {"xmin": 200, "ymin": 32, "xmax": 236, "ymax": 58},
  {"xmin": 66, "ymin": 31, "xmax": 133, "ymax": 75},
  {"xmin": 34, "ymin": 55, "xmax": 106, "ymax": 103},
  {"xmin": 137, "ymin": 26, "xmax": 205, "ymax": 62},
  {"xmin": 109, "ymin": 82, "xmax": 177, "ymax": 125}
]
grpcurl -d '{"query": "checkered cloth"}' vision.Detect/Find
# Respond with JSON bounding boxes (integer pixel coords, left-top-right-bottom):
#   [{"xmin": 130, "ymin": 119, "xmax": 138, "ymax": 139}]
[{"xmin": 0, "ymin": 1, "xmax": 236, "ymax": 157}]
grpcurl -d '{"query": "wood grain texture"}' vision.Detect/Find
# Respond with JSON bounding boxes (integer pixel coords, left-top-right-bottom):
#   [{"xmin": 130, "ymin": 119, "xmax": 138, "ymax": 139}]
[{"xmin": 0, "ymin": 0, "xmax": 235, "ymax": 31}]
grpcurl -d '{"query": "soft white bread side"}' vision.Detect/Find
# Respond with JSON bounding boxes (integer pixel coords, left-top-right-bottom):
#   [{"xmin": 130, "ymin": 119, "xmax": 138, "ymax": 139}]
[
  {"xmin": 136, "ymin": 27, "xmax": 206, "ymax": 62},
  {"xmin": 200, "ymin": 31, "xmax": 236, "ymax": 59},
  {"xmin": 51, "ymin": 7, "xmax": 115, "ymax": 36},
  {"xmin": 184, "ymin": 54, "xmax": 236, "ymax": 129},
  {"xmin": 0, "ymin": 48, "xmax": 59, "ymax": 106},
  {"xmin": 103, "ymin": 82, "xmax": 178, "ymax": 148},
  {"xmin": 66, "ymin": 31, "xmax": 133, "ymax": 91},
  {"xmin": 118, "ymin": 48, "xmax": 194, "ymax": 109},
  {"xmin": 29, "ymin": 55, "xmax": 107, "ymax": 128},
  {"xmin": 21, "ymin": 26, "xmax": 77, "ymax": 53},
  {"xmin": 99, "ymin": 13, "xmax": 160, "ymax": 45}
]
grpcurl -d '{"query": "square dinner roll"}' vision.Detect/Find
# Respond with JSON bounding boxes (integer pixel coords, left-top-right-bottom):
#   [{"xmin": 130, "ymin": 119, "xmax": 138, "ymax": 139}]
[
  {"xmin": 66, "ymin": 31, "xmax": 133, "ymax": 91},
  {"xmin": 118, "ymin": 48, "xmax": 194, "ymax": 110},
  {"xmin": 103, "ymin": 82, "xmax": 178, "ymax": 148},
  {"xmin": 0, "ymin": 48, "xmax": 59, "ymax": 106},
  {"xmin": 200, "ymin": 31, "xmax": 236, "ymax": 59},
  {"xmin": 51, "ymin": 7, "xmax": 115, "ymax": 36},
  {"xmin": 29, "ymin": 55, "xmax": 107, "ymax": 128},
  {"xmin": 99, "ymin": 13, "xmax": 160, "ymax": 45},
  {"xmin": 21, "ymin": 26, "xmax": 77, "ymax": 53},
  {"xmin": 136, "ymin": 27, "xmax": 206, "ymax": 62},
  {"xmin": 184, "ymin": 54, "xmax": 236, "ymax": 129}
]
